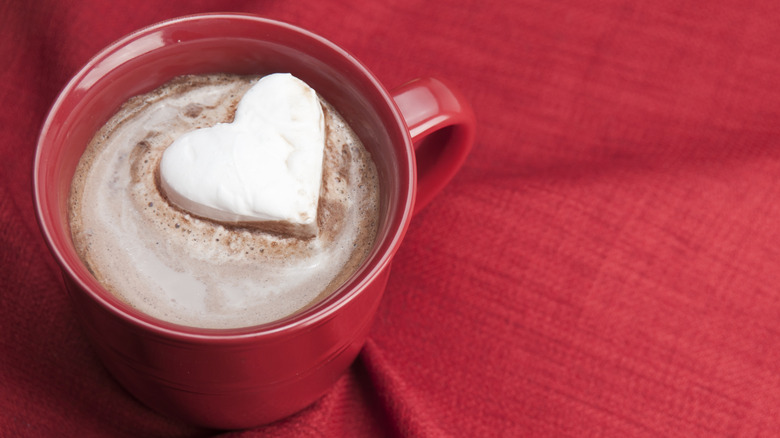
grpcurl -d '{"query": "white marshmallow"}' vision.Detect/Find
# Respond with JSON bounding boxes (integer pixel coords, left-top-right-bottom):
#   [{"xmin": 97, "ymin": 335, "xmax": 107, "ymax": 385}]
[{"xmin": 159, "ymin": 73, "xmax": 325, "ymax": 230}]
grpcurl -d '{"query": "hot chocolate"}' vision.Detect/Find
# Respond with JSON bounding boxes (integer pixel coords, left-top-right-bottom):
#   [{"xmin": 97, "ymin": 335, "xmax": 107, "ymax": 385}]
[{"xmin": 68, "ymin": 73, "xmax": 380, "ymax": 329}]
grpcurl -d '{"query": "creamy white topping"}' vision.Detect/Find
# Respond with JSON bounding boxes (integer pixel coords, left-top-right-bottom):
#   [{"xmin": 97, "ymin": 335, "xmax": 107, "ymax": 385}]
[{"xmin": 159, "ymin": 73, "xmax": 325, "ymax": 228}]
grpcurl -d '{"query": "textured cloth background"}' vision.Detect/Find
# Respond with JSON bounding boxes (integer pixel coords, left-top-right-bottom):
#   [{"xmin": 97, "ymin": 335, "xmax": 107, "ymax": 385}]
[{"xmin": 3, "ymin": 0, "xmax": 780, "ymax": 436}]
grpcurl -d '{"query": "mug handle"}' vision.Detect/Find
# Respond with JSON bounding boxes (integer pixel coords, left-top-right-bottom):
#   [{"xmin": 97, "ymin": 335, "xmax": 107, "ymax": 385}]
[{"xmin": 391, "ymin": 78, "xmax": 476, "ymax": 216}]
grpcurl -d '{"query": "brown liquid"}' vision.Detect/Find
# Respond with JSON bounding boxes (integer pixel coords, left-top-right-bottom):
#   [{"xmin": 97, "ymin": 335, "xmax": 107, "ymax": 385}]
[{"xmin": 68, "ymin": 74, "xmax": 380, "ymax": 329}]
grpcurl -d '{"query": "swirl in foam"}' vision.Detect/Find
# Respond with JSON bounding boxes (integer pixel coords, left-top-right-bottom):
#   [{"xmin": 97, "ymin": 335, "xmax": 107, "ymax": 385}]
[{"xmin": 69, "ymin": 74, "xmax": 380, "ymax": 329}]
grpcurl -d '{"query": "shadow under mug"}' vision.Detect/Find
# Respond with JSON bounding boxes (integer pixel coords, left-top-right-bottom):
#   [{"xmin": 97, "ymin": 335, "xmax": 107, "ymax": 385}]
[{"xmin": 33, "ymin": 13, "xmax": 475, "ymax": 429}]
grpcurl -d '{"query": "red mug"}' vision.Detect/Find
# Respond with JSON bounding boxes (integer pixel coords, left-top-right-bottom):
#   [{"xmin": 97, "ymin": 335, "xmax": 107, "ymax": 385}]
[{"xmin": 33, "ymin": 13, "xmax": 475, "ymax": 429}]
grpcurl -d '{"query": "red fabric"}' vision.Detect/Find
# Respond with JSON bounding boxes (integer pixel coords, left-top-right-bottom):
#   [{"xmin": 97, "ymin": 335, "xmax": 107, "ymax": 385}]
[{"xmin": 3, "ymin": 0, "xmax": 780, "ymax": 436}]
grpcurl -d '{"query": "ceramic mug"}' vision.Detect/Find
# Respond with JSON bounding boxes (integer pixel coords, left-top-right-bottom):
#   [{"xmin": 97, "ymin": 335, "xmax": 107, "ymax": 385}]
[{"xmin": 33, "ymin": 13, "xmax": 475, "ymax": 429}]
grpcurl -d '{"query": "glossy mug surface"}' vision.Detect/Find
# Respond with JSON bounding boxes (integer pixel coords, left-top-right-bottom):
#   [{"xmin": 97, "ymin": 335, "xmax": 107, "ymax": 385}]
[{"xmin": 34, "ymin": 13, "xmax": 474, "ymax": 429}]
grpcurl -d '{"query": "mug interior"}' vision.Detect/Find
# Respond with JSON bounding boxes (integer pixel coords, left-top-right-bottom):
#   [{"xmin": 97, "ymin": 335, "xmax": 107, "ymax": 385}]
[{"xmin": 34, "ymin": 14, "xmax": 414, "ymax": 337}]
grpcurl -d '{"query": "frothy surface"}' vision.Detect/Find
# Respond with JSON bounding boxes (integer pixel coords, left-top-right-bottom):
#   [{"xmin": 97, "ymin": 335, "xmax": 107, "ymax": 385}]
[{"xmin": 69, "ymin": 74, "xmax": 379, "ymax": 329}]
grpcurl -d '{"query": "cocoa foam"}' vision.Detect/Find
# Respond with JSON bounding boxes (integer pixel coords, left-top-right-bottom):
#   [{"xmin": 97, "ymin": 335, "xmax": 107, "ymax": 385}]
[{"xmin": 69, "ymin": 74, "xmax": 379, "ymax": 329}]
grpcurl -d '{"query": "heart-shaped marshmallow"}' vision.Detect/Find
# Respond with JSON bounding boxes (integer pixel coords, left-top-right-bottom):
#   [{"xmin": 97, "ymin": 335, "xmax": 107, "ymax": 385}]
[{"xmin": 159, "ymin": 73, "xmax": 325, "ymax": 237}]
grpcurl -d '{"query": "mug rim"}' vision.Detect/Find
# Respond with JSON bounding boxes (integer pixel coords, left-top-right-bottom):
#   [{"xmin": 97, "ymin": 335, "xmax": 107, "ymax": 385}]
[{"xmin": 33, "ymin": 12, "xmax": 415, "ymax": 342}]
